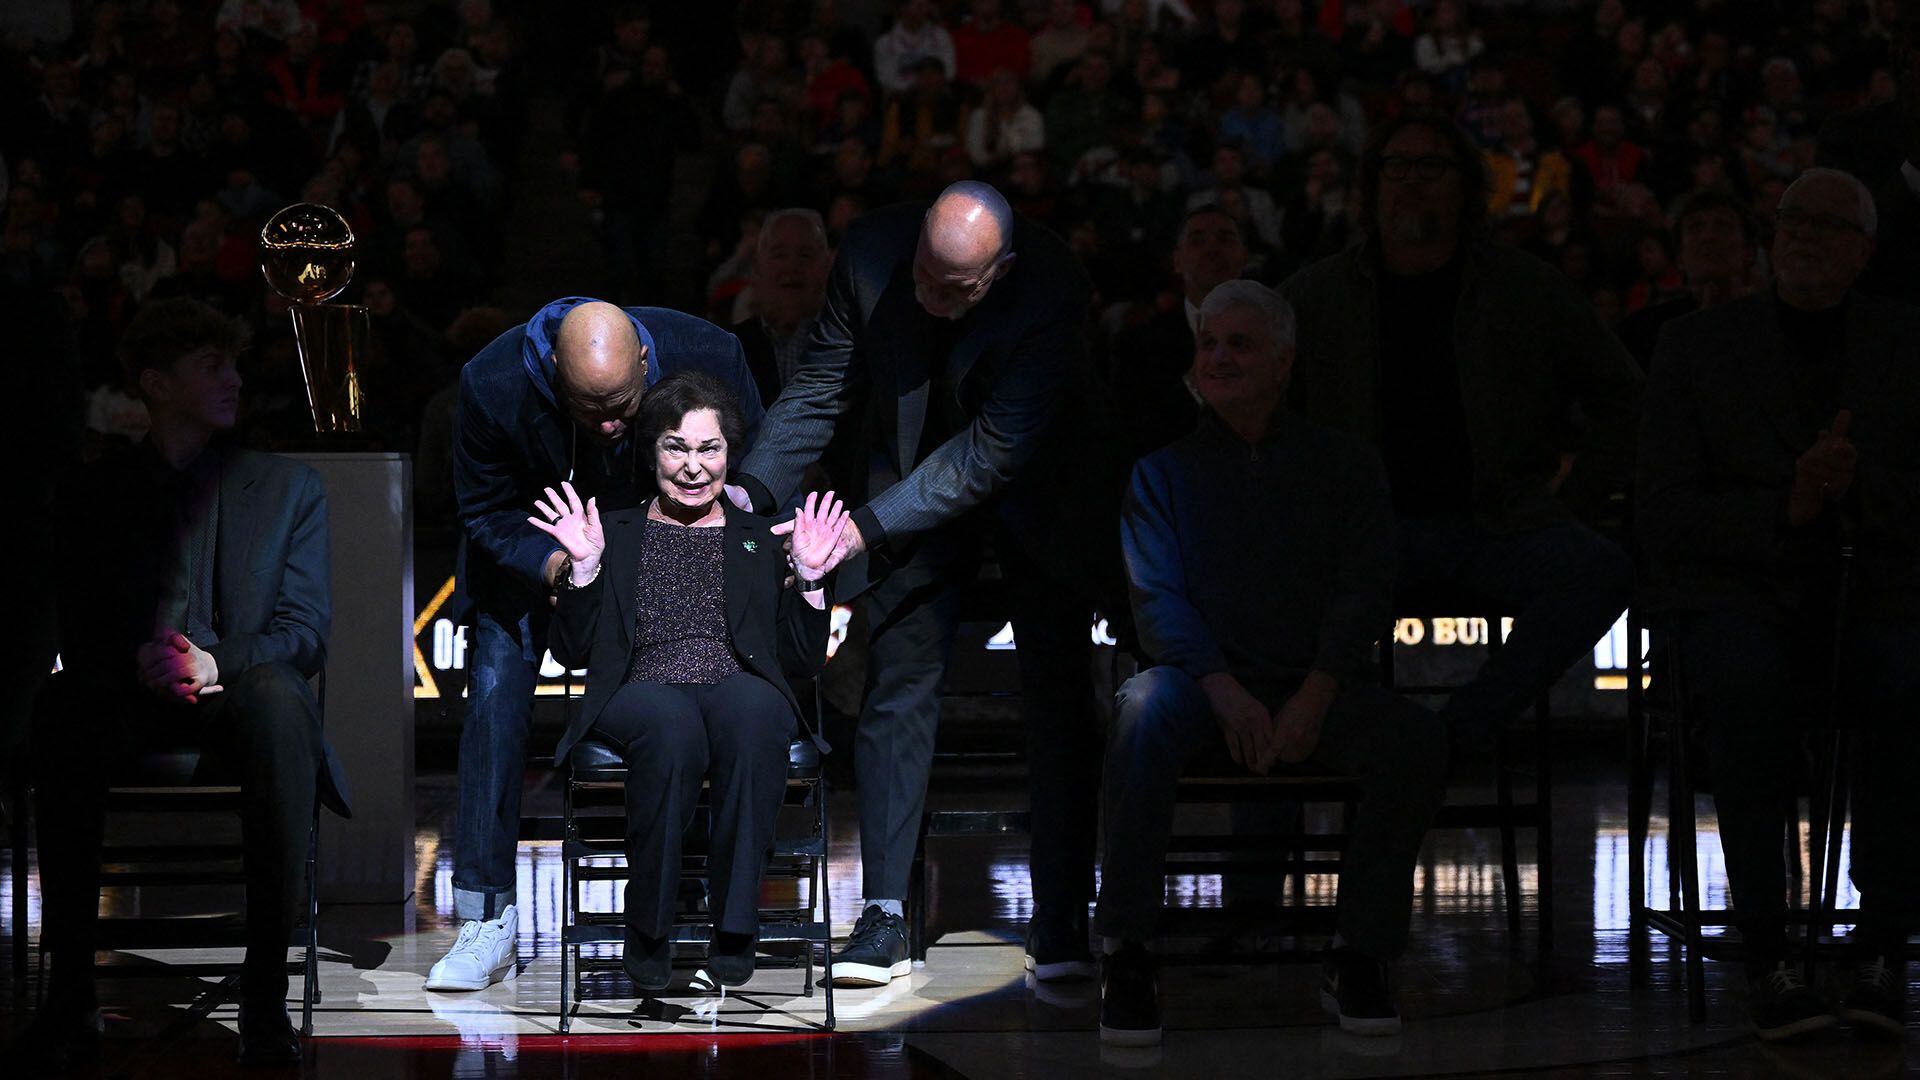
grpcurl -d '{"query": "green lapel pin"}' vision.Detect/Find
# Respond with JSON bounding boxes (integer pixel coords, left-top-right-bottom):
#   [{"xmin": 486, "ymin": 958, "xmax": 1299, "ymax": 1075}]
[{"xmin": 743, "ymin": 540, "xmax": 758, "ymax": 554}]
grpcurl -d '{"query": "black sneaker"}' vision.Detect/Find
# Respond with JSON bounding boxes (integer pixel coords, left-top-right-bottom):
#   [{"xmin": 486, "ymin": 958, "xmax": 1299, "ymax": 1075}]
[
  {"xmin": 1748, "ymin": 961, "xmax": 1839, "ymax": 1041},
  {"xmin": 1098, "ymin": 942, "xmax": 1161, "ymax": 1046},
  {"xmin": 1025, "ymin": 908, "xmax": 1096, "ymax": 982},
  {"xmin": 1320, "ymin": 949, "xmax": 1403, "ymax": 1036},
  {"xmin": 13, "ymin": 1004, "xmax": 103, "ymax": 1074},
  {"xmin": 237, "ymin": 998, "xmax": 302, "ymax": 1066},
  {"xmin": 707, "ymin": 930, "xmax": 758, "ymax": 988},
  {"xmin": 829, "ymin": 905, "xmax": 911, "ymax": 987},
  {"xmin": 1839, "ymin": 954, "xmax": 1907, "ymax": 1038},
  {"xmin": 623, "ymin": 925, "xmax": 673, "ymax": 991}
]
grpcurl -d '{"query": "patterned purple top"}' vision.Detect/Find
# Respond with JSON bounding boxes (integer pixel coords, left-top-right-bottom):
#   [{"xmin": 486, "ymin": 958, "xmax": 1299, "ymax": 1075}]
[{"xmin": 624, "ymin": 519, "xmax": 742, "ymax": 685}]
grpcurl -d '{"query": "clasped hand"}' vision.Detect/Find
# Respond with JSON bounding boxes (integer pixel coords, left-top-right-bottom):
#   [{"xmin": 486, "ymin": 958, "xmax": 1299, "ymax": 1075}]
[
  {"xmin": 1201, "ymin": 672, "xmax": 1335, "ymax": 775},
  {"xmin": 136, "ymin": 629, "xmax": 221, "ymax": 704}
]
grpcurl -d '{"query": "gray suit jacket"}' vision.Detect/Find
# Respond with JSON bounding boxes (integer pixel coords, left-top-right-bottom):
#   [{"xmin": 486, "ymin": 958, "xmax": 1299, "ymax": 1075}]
[
  {"xmin": 57, "ymin": 444, "xmax": 348, "ymax": 815},
  {"xmin": 1636, "ymin": 291, "xmax": 1920, "ymax": 620},
  {"xmin": 735, "ymin": 202, "xmax": 1092, "ymax": 590}
]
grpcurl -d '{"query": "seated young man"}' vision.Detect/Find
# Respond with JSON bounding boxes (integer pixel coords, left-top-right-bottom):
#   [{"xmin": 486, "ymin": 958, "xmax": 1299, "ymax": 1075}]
[
  {"xmin": 1096, "ymin": 281, "xmax": 1447, "ymax": 1045},
  {"xmin": 24, "ymin": 298, "xmax": 348, "ymax": 1069}
]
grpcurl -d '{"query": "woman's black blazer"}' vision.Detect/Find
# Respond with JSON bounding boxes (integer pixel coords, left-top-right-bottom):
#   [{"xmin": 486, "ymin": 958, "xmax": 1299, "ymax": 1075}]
[{"xmin": 549, "ymin": 501, "xmax": 830, "ymax": 765}]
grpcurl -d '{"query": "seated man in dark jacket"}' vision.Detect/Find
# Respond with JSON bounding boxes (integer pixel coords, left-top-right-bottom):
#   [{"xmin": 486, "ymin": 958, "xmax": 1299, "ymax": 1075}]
[
  {"xmin": 26, "ymin": 299, "xmax": 348, "ymax": 1069},
  {"xmin": 1095, "ymin": 281, "xmax": 1446, "ymax": 1047},
  {"xmin": 1279, "ymin": 115, "xmax": 1640, "ymax": 758},
  {"xmin": 1639, "ymin": 166, "xmax": 1920, "ymax": 1042}
]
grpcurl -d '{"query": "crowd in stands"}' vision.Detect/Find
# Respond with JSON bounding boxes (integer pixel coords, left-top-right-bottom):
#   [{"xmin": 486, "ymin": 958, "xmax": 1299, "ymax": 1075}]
[
  {"xmin": 0, "ymin": 0, "xmax": 530, "ymax": 456},
  {"xmin": 6, "ymin": 0, "xmax": 1913, "ymax": 478}
]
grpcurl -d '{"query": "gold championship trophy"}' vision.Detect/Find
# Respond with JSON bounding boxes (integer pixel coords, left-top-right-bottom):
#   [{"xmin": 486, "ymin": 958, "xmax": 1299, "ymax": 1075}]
[{"xmin": 259, "ymin": 203, "xmax": 368, "ymax": 435}]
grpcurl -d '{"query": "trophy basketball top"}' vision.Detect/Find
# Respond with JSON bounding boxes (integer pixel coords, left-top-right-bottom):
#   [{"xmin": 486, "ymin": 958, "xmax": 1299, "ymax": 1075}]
[{"xmin": 260, "ymin": 203, "xmax": 357, "ymax": 305}]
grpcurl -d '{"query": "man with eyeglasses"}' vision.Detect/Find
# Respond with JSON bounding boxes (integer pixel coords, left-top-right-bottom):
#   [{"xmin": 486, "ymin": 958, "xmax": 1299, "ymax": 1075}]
[
  {"xmin": 729, "ymin": 182, "xmax": 1105, "ymax": 988},
  {"xmin": 1279, "ymin": 114, "xmax": 1642, "ymax": 762},
  {"xmin": 1639, "ymin": 166, "xmax": 1920, "ymax": 1041},
  {"xmin": 428, "ymin": 299, "xmax": 764, "ymax": 992}
]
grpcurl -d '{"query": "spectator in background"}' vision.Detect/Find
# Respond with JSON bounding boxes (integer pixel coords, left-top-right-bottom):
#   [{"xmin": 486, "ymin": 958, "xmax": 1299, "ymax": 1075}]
[
  {"xmin": 879, "ymin": 58, "xmax": 968, "ymax": 197},
  {"xmin": 1413, "ymin": 0, "xmax": 1482, "ymax": 97},
  {"xmin": 799, "ymin": 32, "xmax": 871, "ymax": 135},
  {"xmin": 1280, "ymin": 114, "xmax": 1641, "ymax": 759},
  {"xmin": 724, "ymin": 34, "xmax": 802, "ymax": 137},
  {"xmin": 873, "ymin": 0, "xmax": 956, "ymax": 98},
  {"xmin": 1486, "ymin": 99, "xmax": 1573, "ymax": 222},
  {"xmin": 952, "ymin": 0, "xmax": 1030, "ymax": 92},
  {"xmin": 1280, "ymin": 146, "xmax": 1358, "ymax": 267},
  {"xmin": 1187, "ymin": 143, "xmax": 1281, "ymax": 252},
  {"xmin": 1281, "ymin": 66, "xmax": 1367, "ymax": 160},
  {"xmin": 1028, "ymin": 0, "xmax": 1091, "ymax": 89},
  {"xmin": 1108, "ymin": 204, "xmax": 1249, "ymax": 461},
  {"xmin": 1614, "ymin": 188, "xmax": 1759, "ymax": 370},
  {"xmin": 1575, "ymin": 104, "xmax": 1648, "ymax": 220},
  {"xmin": 1638, "ymin": 166, "xmax": 1919, "ymax": 1043},
  {"xmin": 1046, "ymin": 50, "xmax": 1131, "ymax": 177},
  {"xmin": 966, "ymin": 67, "xmax": 1046, "ymax": 175},
  {"xmin": 733, "ymin": 208, "xmax": 831, "ymax": 405},
  {"xmin": 579, "ymin": 41, "xmax": 700, "ymax": 304},
  {"xmin": 1220, "ymin": 72, "xmax": 1287, "ymax": 179},
  {"xmin": 1622, "ymin": 228, "xmax": 1686, "ymax": 314}
]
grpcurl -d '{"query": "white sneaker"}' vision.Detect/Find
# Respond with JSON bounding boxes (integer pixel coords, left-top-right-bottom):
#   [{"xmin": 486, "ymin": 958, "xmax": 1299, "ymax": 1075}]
[{"xmin": 425, "ymin": 905, "xmax": 519, "ymax": 991}]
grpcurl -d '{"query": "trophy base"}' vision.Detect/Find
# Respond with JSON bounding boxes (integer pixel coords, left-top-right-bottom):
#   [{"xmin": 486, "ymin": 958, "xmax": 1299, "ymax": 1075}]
[{"xmin": 272, "ymin": 432, "xmax": 385, "ymax": 453}]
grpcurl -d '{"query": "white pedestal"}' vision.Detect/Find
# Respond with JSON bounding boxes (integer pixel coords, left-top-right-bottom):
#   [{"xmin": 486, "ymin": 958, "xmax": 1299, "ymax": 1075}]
[{"xmin": 290, "ymin": 452, "xmax": 416, "ymax": 904}]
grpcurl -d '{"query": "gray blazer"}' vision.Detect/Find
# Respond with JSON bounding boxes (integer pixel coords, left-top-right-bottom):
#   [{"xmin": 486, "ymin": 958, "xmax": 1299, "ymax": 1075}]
[
  {"xmin": 734, "ymin": 202, "xmax": 1092, "ymax": 589},
  {"xmin": 1636, "ymin": 290, "xmax": 1920, "ymax": 620},
  {"xmin": 57, "ymin": 445, "xmax": 348, "ymax": 815}
]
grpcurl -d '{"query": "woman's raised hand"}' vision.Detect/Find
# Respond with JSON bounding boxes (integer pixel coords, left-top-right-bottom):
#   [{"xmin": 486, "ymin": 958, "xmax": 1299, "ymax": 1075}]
[
  {"xmin": 528, "ymin": 481, "xmax": 605, "ymax": 583},
  {"xmin": 789, "ymin": 490, "xmax": 850, "ymax": 585}
]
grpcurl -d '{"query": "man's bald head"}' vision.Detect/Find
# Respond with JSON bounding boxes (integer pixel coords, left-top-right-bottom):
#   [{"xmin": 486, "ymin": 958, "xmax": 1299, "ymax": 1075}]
[
  {"xmin": 913, "ymin": 181, "xmax": 1017, "ymax": 319},
  {"xmin": 553, "ymin": 300, "xmax": 646, "ymax": 443}
]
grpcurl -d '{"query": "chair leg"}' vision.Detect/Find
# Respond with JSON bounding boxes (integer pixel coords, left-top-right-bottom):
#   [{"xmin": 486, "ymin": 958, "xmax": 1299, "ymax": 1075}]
[
  {"xmin": 818, "ymin": 782, "xmax": 835, "ymax": 1031},
  {"xmin": 1671, "ymin": 723, "xmax": 1707, "ymax": 1023},
  {"xmin": 302, "ymin": 813, "xmax": 319, "ymax": 1037},
  {"xmin": 1495, "ymin": 729, "xmax": 1523, "ymax": 935},
  {"xmin": 9, "ymin": 783, "xmax": 29, "ymax": 991},
  {"xmin": 908, "ymin": 813, "xmax": 929, "ymax": 963},
  {"xmin": 1814, "ymin": 737, "xmax": 1849, "ymax": 960},
  {"xmin": 1535, "ymin": 694, "xmax": 1554, "ymax": 955},
  {"xmin": 1627, "ymin": 671, "xmax": 1653, "ymax": 953},
  {"xmin": 560, "ymin": 783, "xmax": 574, "ymax": 1034}
]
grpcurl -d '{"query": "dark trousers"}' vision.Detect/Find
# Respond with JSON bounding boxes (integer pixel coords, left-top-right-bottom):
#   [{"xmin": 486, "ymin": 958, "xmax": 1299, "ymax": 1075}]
[
  {"xmin": 1094, "ymin": 667, "xmax": 1447, "ymax": 959},
  {"xmin": 33, "ymin": 662, "xmax": 321, "ymax": 1006},
  {"xmin": 854, "ymin": 525, "xmax": 1105, "ymax": 910},
  {"xmin": 1397, "ymin": 517, "xmax": 1635, "ymax": 744},
  {"xmin": 452, "ymin": 600, "xmax": 546, "ymax": 922},
  {"xmin": 590, "ymin": 673, "xmax": 795, "ymax": 938},
  {"xmin": 1679, "ymin": 609, "xmax": 1920, "ymax": 963}
]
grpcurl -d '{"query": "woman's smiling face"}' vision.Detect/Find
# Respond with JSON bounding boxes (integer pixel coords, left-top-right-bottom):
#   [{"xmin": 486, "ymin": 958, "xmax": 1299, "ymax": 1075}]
[{"xmin": 652, "ymin": 407, "xmax": 728, "ymax": 512}]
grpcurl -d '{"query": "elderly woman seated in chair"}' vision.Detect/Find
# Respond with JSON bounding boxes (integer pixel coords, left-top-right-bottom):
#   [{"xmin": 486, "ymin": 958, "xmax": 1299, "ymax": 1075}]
[{"xmin": 535, "ymin": 371, "xmax": 852, "ymax": 990}]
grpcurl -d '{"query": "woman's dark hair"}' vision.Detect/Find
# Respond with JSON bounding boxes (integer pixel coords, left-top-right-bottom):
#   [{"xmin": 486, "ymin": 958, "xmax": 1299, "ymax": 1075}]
[
  {"xmin": 636, "ymin": 371, "xmax": 748, "ymax": 458},
  {"xmin": 1356, "ymin": 113, "xmax": 1491, "ymax": 239}
]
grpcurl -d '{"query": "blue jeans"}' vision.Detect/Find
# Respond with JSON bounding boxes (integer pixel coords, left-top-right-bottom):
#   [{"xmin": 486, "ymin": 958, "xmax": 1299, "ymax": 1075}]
[
  {"xmin": 451, "ymin": 602, "xmax": 545, "ymax": 921},
  {"xmin": 1397, "ymin": 517, "xmax": 1634, "ymax": 747},
  {"xmin": 1094, "ymin": 667, "xmax": 1447, "ymax": 959}
]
